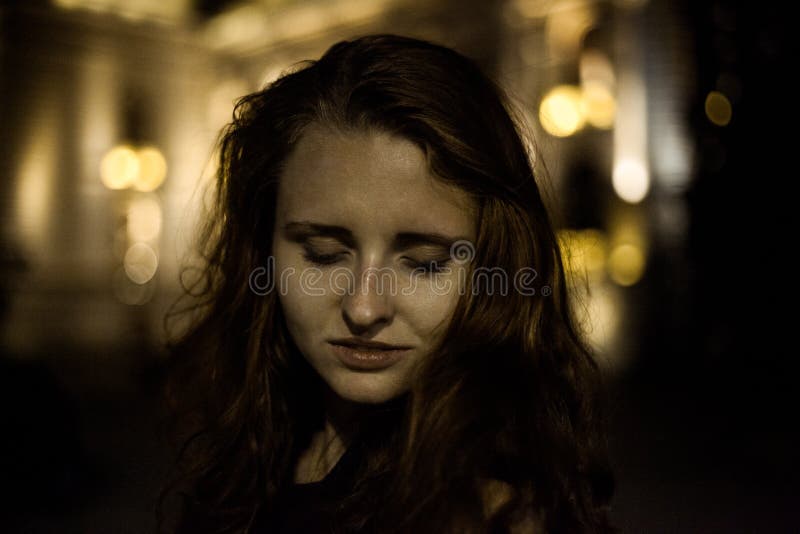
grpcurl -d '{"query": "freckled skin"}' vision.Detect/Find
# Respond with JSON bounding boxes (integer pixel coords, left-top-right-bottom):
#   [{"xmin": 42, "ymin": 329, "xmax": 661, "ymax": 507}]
[{"xmin": 271, "ymin": 123, "xmax": 476, "ymax": 405}]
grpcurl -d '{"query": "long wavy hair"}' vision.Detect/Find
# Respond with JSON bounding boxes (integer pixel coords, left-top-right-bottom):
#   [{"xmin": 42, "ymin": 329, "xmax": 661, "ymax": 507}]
[{"xmin": 158, "ymin": 34, "xmax": 615, "ymax": 534}]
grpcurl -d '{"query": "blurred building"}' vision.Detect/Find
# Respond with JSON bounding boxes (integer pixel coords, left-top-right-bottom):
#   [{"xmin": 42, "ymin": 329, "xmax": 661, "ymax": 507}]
[
  {"xmin": 1, "ymin": 0, "xmax": 698, "ymax": 374},
  {"xmin": 5, "ymin": 0, "xmax": 791, "ymax": 532}
]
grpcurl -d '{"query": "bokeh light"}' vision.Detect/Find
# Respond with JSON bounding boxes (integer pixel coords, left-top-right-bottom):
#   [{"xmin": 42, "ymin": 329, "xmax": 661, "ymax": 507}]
[
  {"xmin": 573, "ymin": 282, "xmax": 622, "ymax": 366},
  {"xmin": 100, "ymin": 145, "xmax": 139, "ymax": 190},
  {"xmin": 100, "ymin": 145, "xmax": 167, "ymax": 191},
  {"xmin": 127, "ymin": 194, "xmax": 162, "ymax": 242},
  {"xmin": 539, "ymin": 85, "xmax": 585, "ymax": 137},
  {"xmin": 580, "ymin": 49, "xmax": 616, "ymax": 90},
  {"xmin": 51, "ymin": 0, "xmax": 191, "ymax": 23},
  {"xmin": 558, "ymin": 228, "xmax": 608, "ymax": 279},
  {"xmin": 705, "ymin": 90, "xmax": 732, "ymax": 126},
  {"xmin": 545, "ymin": 0, "xmax": 597, "ymax": 59},
  {"xmin": 612, "ymin": 157, "xmax": 650, "ymax": 203},
  {"xmin": 123, "ymin": 242, "xmax": 159, "ymax": 284},
  {"xmin": 608, "ymin": 243, "xmax": 646, "ymax": 286},
  {"xmin": 581, "ymin": 81, "xmax": 616, "ymax": 129},
  {"xmin": 133, "ymin": 146, "xmax": 167, "ymax": 192}
]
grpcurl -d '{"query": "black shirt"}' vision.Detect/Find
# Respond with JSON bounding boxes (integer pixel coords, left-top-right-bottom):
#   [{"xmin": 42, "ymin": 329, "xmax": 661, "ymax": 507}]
[{"xmin": 253, "ymin": 443, "xmax": 361, "ymax": 533}]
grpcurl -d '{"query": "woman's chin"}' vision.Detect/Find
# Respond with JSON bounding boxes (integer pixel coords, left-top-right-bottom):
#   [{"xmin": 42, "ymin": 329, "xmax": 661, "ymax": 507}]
[{"xmin": 330, "ymin": 375, "xmax": 408, "ymax": 405}]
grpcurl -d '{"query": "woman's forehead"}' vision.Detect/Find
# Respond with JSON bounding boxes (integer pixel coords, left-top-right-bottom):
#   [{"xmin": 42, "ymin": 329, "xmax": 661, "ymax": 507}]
[{"xmin": 276, "ymin": 123, "xmax": 476, "ymax": 236}]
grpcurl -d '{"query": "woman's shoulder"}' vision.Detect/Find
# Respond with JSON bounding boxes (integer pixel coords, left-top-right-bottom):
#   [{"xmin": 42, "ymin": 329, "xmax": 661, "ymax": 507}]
[
  {"xmin": 478, "ymin": 477, "xmax": 543, "ymax": 534},
  {"xmin": 480, "ymin": 477, "xmax": 514, "ymax": 517}
]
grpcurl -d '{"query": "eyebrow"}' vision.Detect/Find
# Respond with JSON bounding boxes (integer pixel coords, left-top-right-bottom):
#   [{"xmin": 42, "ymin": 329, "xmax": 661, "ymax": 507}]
[{"xmin": 282, "ymin": 221, "xmax": 468, "ymax": 251}]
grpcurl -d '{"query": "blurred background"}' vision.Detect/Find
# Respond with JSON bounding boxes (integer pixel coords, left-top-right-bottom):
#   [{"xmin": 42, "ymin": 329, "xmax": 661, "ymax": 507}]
[{"xmin": 1, "ymin": 0, "xmax": 794, "ymax": 532}]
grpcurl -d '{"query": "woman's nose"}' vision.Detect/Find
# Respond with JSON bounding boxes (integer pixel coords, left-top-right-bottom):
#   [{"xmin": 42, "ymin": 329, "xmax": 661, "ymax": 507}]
[{"xmin": 341, "ymin": 264, "xmax": 395, "ymax": 333}]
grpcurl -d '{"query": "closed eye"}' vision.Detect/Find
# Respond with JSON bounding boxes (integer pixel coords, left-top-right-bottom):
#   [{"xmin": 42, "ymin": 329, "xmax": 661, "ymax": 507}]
[
  {"xmin": 301, "ymin": 247, "xmax": 453, "ymax": 274},
  {"xmin": 404, "ymin": 257, "xmax": 452, "ymax": 275},
  {"xmin": 301, "ymin": 247, "xmax": 347, "ymax": 266}
]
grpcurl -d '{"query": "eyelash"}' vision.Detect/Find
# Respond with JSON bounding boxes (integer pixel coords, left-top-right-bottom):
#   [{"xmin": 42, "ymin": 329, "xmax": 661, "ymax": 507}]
[
  {"xmin": 301, "ymin": 249, "xmax": 343, "ymax": 266},
  {"xmin": 301, "ymin": 250, "xmax": 451, "ymax": 274},
  {"xmin": 409, "ymin": 258, "xmax": 451, "ymax": 274}
]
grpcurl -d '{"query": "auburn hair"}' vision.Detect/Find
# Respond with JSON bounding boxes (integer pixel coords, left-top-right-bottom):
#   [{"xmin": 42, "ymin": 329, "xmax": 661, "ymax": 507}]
[{"xmin": 158, "ymin": 33, "xmax": 615, "ymax": 534}]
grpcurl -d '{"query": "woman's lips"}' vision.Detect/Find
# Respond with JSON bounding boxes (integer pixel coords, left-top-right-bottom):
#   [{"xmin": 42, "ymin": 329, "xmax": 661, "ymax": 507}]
[{"xmin": 329, "ymin": 342, "xmax": 409, "ymax": 370}]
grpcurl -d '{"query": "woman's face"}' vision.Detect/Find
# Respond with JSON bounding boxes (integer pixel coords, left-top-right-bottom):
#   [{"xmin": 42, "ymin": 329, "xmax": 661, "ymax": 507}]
[{"xmin": 272, "ymin": 123, "xmax": 476, "ymax": 404}]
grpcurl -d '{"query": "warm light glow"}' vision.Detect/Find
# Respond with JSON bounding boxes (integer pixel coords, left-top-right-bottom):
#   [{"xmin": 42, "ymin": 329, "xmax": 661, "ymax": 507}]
[
  {"xmin": 124, "ymin": 242, "xmax": 159, "ymax": 284},
  {"xmin": 545, "ymin": 0, "xmax": 597, "ymax": 59},
  {"xmin": 573, "ymin": 282, "xmax": 621, "ymax": 362},
  {"xmin": 204, "ymin": 0, "xmax": 391, "ymax": 52},
  {"xmin": 272, "ymin": 4, "xmax": 329, "ymax": 41},
  {"xmin": 204, "ymin": 4, "xmax": 267, "ymax": 50},
  {"xmin": 134, "ymin": 146, "xmax": 167, "ymax": 191},
  {"xmin": 609, "ymin": 206, "xmax": 648, "ymax": 251},
  {"xmin": 579, "ymin": 229, "xmax": 607, "ymax": 274},
  {"xmin": 539, "ymin": 85, "xmax": 585, "ymax": 137},
  {"xmin": 16, "ymin": 98, "xmax": 56, "ymax": 248},
  {"xmin": 613, "ymin": 63, "xmax": 649, "ymax": 203},
  {"xmin": 512, "ymin": 0, "xmax": 551, "ymax": 19},
  {"xmin": 653, "ymin": 127, "xmax": 693, "ymax": 192},
  {"xmin": 101, "ymin": 144, "xmax": 167, "ymax": 191},
  {"xmin": 705, "ymin": 90, "xmax": 732, "ymax": 126},
  {"xmin": 208, "ymin": 78, "xmax": 250, "ymax": 131},
  {"xmin": 558, "ymin": 228, "xmax": 608, "ymax": 279},
  {"xmin": 580, "ymin": 49, "xmax": 616, "ymax": 90},
  {"xmin": 51, "ymin": 0, "xmax": 190, "ymax": 23},
  {"xmin": 581, "ymin": 81, "xmax": 616, "ymax": 129},
  {"xmin": 127, "ymin": 194, "xmax": 162, "ymax": 242},
  {"xmin": 100, "ymin": 145, "xmax": 139, "ymax": 190},
  {"xmin": 608, "ymin": 244, "xmax": 645, "ymax": 286},
  {"xmin": 612, "ymin": 158, "xmax": 650, "ymax": 203}
]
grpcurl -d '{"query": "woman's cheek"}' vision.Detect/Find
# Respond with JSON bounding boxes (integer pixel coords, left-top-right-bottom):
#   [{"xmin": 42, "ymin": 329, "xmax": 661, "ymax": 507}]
[{"xmin": 406, "ymin": 280, "xmax": 461, "ymax": 329}]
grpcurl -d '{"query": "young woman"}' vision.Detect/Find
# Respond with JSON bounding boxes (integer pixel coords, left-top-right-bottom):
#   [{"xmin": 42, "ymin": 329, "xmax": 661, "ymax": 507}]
[{"xmin": 159, "ymin": 34, "xmax": 615, "ymax": 534}]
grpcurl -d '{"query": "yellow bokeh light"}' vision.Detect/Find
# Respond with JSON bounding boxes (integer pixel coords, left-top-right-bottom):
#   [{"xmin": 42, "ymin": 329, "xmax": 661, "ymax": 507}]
[
  {"xmin": 127, "ymin": 194, "xmax": 162, "ymax": 242},
  {"xmin": 558, "ymin": 228, "xmax": 608, "ymax": 279},
  {"xmin": 558, "ymin": 230, "xmax": 579, "ymax": 273},
  {"xmin": 612, "ymin": 157, "xmax": 650, "ymax": 204},
  {"xmin": 579, "ymin": 228, "xmax": 607, "ymax": 274},
  {"xmin": 100, "ymin": 145, "xmax": 139, "ymax": 190},
  {"xmin": 581, "ymin": 81, "xmax": 616, "ymax": 129},
  {"xmin": 571, "ymin": 281, "xmax": 621, "ymax": 365},
  {"xmin": 134, "ymin": 146, "xmax": 167, "ymax": 192},
  {"xmin": 608, "ymin": 244, "xmax": 645, "ymax": 286},
  {"xmin": 545, "ymin": 0, "xmax": 597, "ymax": 59},
  {"xmin": 540, "ymin": 85, "xmax": 585, "ymax": 137},
  {"xmin": 124, "ymin": 242, "xmax": 159, "ymax": 284},
  {"xmin": 705, "ymin": 90, "xmax": 732, "ymax": 126},
  {"xmin": 100, "ymin": 144, "xmax": 168, "ymax": 191},
  {"xmin": 580, "ymin": 49, "xmax": 616, "ymax": 90}
]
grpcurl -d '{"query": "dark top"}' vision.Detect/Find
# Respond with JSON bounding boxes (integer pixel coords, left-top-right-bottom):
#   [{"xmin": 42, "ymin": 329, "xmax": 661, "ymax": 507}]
[{"xmin": 252, "ymin": 443, "xmax": 361, "ymax": 533}]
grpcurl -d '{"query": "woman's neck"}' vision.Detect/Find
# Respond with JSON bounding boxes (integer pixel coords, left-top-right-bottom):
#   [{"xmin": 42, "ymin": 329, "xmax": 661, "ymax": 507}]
[
  {"xmin": 322, "ymin": 384, "xmax": 364, "ymax": 444},
  {"xmin": 293, "ymin": 385, "xmax": 364, "ymax": 484}
]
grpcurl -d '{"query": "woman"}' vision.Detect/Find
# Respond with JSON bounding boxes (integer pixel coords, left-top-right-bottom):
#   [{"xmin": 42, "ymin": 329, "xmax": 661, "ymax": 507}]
[{"xmin": 159, "ymin": 34, "xmax": 615, "ymax": 533}]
